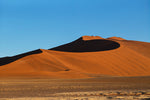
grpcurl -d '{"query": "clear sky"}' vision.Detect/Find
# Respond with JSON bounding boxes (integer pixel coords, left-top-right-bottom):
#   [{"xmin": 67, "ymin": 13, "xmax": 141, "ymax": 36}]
[{"xmin": 0, "ymin": 0, "xmax": 150, "ymax": 57}]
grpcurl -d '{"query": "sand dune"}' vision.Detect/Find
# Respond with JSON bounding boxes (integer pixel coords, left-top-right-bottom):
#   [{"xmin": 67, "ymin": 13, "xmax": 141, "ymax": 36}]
[{"xmin": 0, "ymin": 36, "xmax": 150, "ymax": 78}]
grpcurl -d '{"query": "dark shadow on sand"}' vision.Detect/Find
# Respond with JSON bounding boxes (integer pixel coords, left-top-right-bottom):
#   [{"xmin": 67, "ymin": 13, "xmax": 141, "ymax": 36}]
[
  {"xmin": 50, "ymin": 38, "xmax": 120, "ymax": 52},
  {"xmin": 0, "ymin": 49, "xmax": 42, "ymax": 66}
]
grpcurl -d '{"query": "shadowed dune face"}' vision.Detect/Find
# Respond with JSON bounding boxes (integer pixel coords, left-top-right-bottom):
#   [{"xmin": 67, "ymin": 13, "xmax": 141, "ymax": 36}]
[
  {"xmin": 50, "ymin": 38, "xmax": 120, "ymax": 52},
  {"xmin": 0, "ymin": 49, "xmax": 42, "ymax": 66}
]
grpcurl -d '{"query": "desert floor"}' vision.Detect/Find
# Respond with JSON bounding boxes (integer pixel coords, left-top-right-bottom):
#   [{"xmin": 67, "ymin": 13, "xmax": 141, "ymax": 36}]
[{"xmin": 0, "ymin": 76, "xmax": 150, "ymax": 100}]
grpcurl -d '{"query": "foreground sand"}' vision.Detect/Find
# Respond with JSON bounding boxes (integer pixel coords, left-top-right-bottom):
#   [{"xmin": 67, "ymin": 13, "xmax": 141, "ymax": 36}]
[
  {"xmin": 1, "ymin": 94, "xmax": 150, "ymax": 100},
  {"xmin": 0, "ymin": 76, "xmax": 150, "ymax": 100}
]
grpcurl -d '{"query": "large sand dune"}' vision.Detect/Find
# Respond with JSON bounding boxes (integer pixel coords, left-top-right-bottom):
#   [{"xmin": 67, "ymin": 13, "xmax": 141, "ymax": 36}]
[{"xmin": 0, "ymin": 36, "xmax": 150, "ymax": 78}]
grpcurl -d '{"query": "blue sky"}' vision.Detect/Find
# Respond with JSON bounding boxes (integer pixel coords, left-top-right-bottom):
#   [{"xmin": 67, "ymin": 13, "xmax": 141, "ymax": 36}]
[{"xmin": 0, "ymin": 0, "xmax": 150, "ymax": 57}]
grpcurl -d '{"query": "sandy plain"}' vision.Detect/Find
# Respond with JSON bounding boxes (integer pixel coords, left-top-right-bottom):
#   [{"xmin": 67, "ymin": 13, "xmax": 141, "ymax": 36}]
[{"xmin": 1, "ymin": 76, "xmax": 150, "ymax": 100}]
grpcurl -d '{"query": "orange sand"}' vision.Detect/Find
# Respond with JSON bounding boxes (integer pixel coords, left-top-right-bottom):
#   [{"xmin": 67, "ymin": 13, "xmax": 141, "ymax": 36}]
[
  {"xmin": 82, "ymin": 36, "xmax": 103, "ymax": 40},
  {"xmin": 0, "ymin": 36, "xmax": 150, "ymax": 78}
]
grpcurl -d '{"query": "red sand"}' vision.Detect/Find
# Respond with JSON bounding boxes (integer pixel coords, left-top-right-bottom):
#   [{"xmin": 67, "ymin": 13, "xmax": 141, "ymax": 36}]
[
  {"xmin": 0, "ymin": 36, "xmax": 150, "ymax": 78},
  {"xmin": 107, "ymin": 36, "xmax": 126, "ymax": 40},
  {"xmin": 82, "ymin": 36, "xmax": 103, "ymax": 40}
]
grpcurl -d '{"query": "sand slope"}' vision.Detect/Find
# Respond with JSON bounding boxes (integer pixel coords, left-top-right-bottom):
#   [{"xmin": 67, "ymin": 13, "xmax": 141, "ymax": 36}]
[{"xmin": 0, "ymin": 36, "xmax": 150, "ymax": 78}]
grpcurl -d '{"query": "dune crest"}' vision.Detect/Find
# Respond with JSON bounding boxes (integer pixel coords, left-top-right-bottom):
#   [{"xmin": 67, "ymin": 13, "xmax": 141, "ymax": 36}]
[
  {"xmin": 81, "ymin": 36, "xmax": 103, "ymax": 40},
  {"xmin": 107, "ymin": 36, "xmax": 126, "ymax": 40},
  {"xmin": 0, "ymin": 36, "xmax": 150, "ymax": 78}
]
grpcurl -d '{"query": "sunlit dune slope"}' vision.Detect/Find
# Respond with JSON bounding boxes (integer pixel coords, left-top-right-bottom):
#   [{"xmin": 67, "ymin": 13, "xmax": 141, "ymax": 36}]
[{"xmin": 0, "ymin": 36, "xmax": 150, "ymax": 78}]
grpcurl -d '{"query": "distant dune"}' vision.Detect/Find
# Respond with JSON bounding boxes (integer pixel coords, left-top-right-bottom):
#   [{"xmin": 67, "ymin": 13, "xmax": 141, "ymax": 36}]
[{"xmin": 0, "ymin": 36, "xmax": 150, "ymax": 78}]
